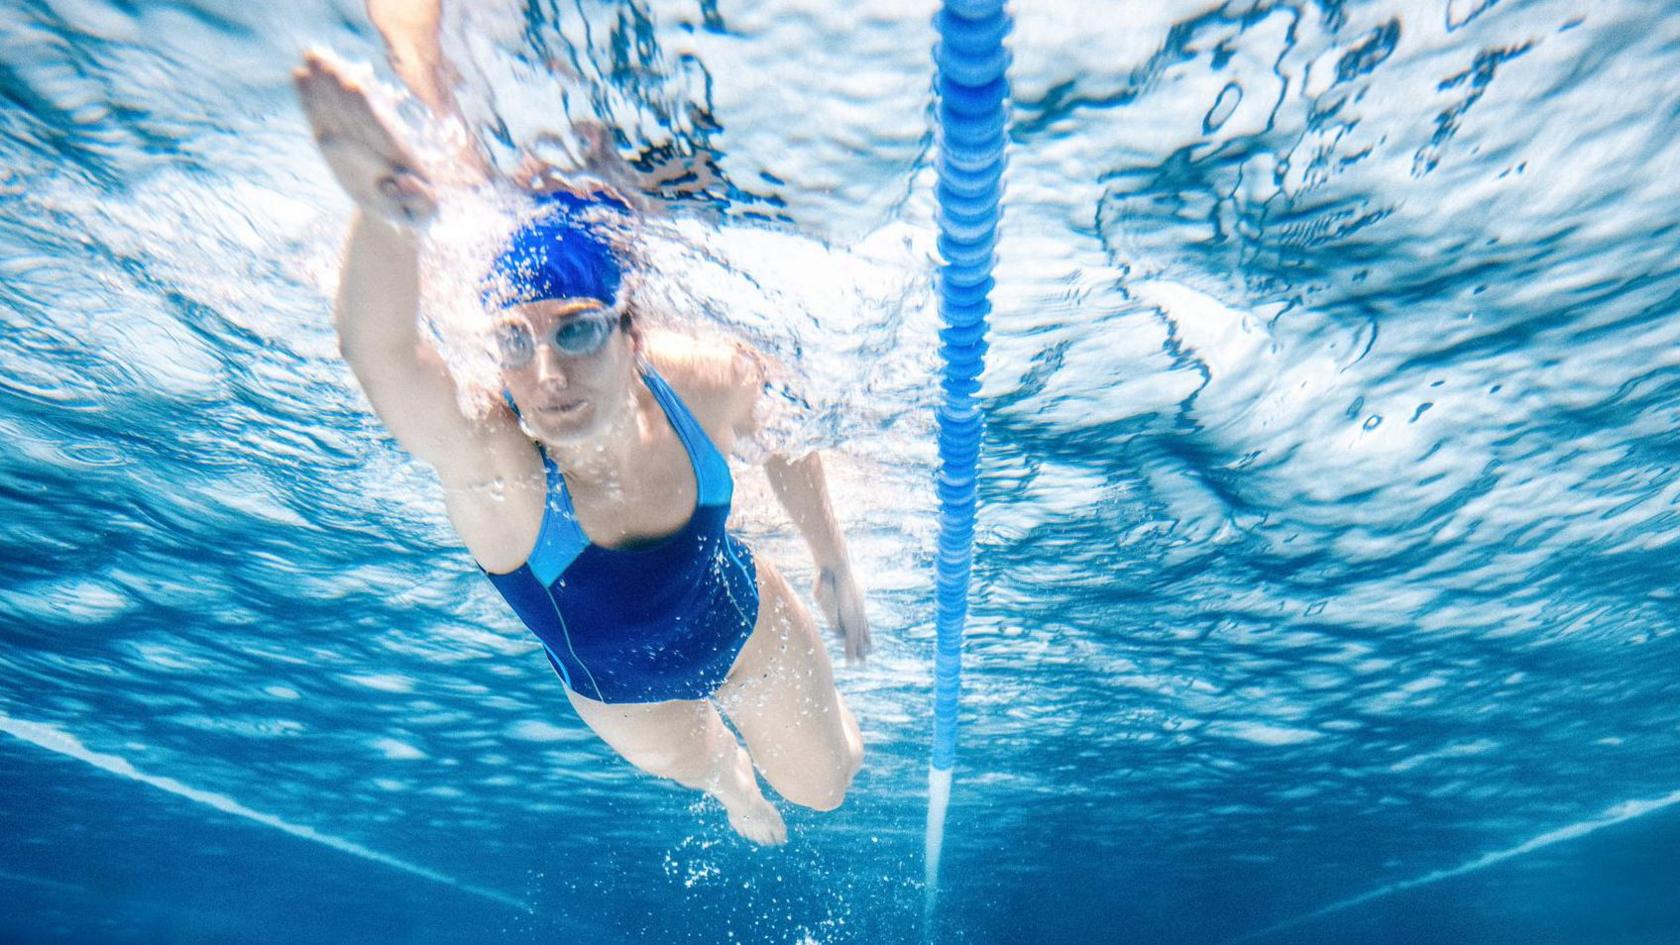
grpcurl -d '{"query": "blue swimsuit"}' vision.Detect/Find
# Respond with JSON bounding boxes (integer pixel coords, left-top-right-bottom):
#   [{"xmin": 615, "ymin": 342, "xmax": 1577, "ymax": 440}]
[{"xmin": 484, "ymin": 368, "xmax": 760, "ymax": 704}]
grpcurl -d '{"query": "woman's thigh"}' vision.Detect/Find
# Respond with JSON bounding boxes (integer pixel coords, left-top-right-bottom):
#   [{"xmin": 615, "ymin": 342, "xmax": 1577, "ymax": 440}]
[
  {"xmin": 714, "ymin": 560, "xmax": 863, "ymax": 809},
  {"xmin": 566, "ymin": 690, "xmax": 733, "ymax": 784}
]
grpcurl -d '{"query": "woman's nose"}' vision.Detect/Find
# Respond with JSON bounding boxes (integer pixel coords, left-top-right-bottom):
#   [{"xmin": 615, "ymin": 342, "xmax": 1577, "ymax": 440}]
[{"xmin": 534, "ymin": 346, "xmax": 568, "ymax": 385}]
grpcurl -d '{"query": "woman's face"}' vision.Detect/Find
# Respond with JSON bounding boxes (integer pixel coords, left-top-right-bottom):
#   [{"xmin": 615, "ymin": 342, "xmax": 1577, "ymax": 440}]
[{"xmin": 495, "ymin": 298, "xmax": 637, "ymax": 442}]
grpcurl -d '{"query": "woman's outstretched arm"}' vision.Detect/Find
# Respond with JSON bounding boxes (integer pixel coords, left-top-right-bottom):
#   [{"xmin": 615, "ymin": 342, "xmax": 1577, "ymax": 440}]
[
  {"xmin": 296, "ymin": 51, "xmax": 542, "ymax": 570},
  {"xmin": 297, "ymin": 52, "xmax": 477, "ymax": 472}
]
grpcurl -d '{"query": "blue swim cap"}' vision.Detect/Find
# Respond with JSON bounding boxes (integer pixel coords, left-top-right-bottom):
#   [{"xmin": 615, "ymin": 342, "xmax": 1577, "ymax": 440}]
[{"xmin": 483, "ymin": 190, "xmax": 630, "ymax": 310}]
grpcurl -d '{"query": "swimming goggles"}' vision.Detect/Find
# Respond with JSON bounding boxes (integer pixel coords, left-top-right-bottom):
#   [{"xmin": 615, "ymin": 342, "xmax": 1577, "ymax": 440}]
[{"xmin": 494, "ymin": 307, "xmax": 619, "ymax": 368}]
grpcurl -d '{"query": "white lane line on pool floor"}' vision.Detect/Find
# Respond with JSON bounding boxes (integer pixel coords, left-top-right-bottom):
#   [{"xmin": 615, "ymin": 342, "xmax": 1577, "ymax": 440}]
[
  {"xmin": 0, "ymin": 867, "xmax": 88, "ymax": 894},
  {"xmin": 1229, "ymin": 787, "xmax": 1680, "ymax": 943},
  {"xmin": 0, "ymin": 712, "xmax": 529, "ymax": 912}
]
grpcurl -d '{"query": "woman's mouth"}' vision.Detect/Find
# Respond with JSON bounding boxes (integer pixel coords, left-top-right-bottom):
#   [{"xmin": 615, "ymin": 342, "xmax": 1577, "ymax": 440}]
[{"xmin": 537, "ymin": 399, "xmax": 587, "ymax": 416}]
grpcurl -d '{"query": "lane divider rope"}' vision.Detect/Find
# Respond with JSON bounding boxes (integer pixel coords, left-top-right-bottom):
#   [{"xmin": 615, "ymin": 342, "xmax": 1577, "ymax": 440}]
[{"xmin": 925, "ymin": 0, "xmax": 1010, "ymax": 932}]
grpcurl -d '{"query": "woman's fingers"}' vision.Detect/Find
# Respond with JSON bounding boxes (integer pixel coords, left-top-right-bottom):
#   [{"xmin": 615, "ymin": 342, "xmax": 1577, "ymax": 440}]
[
  {"xmin": 295, "ymin": 52, "xmax": 363, "ymax": 142},
  {"xmin": 839, "ymin": 580, "xmax": 871, "ymax": 663},
  {"xmin": 816, "ymin": 567, "xmax": 872, "ymax": 664},
  {"xmin": 295, "ymin": 51, "xmax": 399, "ymax": 157},
  {"xmin": 293, "ymin": 49, "xmax": 436, "ymax": 226},
  {"xmin": 814, "ymin": 568, "xmax": 840, "ymax": 626}
]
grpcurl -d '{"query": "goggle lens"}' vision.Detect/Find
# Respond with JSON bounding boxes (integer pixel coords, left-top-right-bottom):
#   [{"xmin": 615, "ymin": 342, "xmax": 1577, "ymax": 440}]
[
  {"xmin": 552, "ymin": 312, "xmax": 616, "ymax": 356},
  {"xmin": 495, "ymin": 323, "xmax": 535, "ymax": 368}
]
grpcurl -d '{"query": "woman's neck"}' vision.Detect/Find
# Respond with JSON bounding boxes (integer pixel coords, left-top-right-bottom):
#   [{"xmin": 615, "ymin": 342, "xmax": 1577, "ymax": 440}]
[{"xmin": 536, "ymin": 383, "xmax": 660, "ymax": 493}]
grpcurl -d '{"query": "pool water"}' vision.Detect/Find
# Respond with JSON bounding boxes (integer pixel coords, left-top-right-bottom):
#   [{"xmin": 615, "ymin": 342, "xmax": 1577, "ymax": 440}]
[{"xmin": 3, "ymin": 1, "xmax": 1680, "ymax": 943}]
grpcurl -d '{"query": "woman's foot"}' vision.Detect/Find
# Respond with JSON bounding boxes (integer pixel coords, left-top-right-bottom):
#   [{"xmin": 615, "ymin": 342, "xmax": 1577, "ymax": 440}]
[{"xmin": 722, "ymin": 791, "xmax": 787, "ymax": 846}]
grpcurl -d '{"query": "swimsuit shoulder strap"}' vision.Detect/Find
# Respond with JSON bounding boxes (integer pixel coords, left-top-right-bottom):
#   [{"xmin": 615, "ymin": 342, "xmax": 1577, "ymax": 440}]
[{"xmin": 640, "ymin": 363, "xmax": 733, "ymax": 508}]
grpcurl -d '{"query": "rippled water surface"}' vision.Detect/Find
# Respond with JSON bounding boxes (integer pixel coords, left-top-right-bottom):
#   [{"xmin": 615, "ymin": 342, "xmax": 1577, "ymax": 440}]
[{"xmin": 4, "ymin": 1, "xmax": 1680, "ymax": 943}]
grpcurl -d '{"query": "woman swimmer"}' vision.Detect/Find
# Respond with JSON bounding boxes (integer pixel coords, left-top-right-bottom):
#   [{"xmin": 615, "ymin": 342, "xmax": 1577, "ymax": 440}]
[{"xmin": 293, "ymin": 7, "xmax": 867, "ymax": 846}]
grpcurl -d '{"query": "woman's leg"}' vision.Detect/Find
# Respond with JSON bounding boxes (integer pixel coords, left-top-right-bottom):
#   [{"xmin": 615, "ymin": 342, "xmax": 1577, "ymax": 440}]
[
  {"xmin": 715, "ymin": 561, "xmax": 864, "ymax": 811},
  {"xmin": 367, "ymin": 0, "xmax": 471, "ymax": 121},
  {"xmin": 566, "ymin": 691, "xmax": 787, "ymax": 845},
  {"xmin": 363, "ymin": 0, "xmax": 646, "ymax": 196}
]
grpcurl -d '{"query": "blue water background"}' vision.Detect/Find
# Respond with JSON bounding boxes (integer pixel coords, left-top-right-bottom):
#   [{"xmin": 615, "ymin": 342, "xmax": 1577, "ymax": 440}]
[{"xmin": 3, "ymin": 0, "xmax": 1680, "ymax": 942}]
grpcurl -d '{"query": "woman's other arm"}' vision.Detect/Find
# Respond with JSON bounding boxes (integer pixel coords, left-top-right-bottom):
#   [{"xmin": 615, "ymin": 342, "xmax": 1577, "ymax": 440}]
[
  {"xmin": 644, "ymin": 331, "xmax": 872, "ymax": 662},
  {"xmin": 765, "ymin": 451, "xmax": 872, "ymax": 663},
  {"xmin": 736, "ymin": 350, "xmax": 871, "ymax": 662}
]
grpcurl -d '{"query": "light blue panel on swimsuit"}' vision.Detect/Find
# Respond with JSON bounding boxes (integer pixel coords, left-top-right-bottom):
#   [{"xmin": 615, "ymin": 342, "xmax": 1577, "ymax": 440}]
[{"xmin": 528, "ymin": 454, "xmax": 589, "ymax": 586}]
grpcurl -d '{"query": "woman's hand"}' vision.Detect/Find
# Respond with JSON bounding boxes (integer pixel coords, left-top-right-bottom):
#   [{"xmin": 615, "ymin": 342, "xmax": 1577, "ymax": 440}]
[
  {"xmin": 815, "ymin": 562, "xmax": 872, "ymax": 664},
  {"xmin": 293, "ymin": 50, "xmax": 436, "ymax": 228}
]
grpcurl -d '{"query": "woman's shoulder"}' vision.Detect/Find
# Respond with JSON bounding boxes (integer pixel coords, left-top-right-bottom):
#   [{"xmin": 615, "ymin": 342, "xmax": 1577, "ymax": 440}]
[
  {"xmin": 643, "ymin": 329, "xmax": 762, "ymax": 395},
  {"xmin": 641, "ymin": 328, "xmax": 767, "ymax": 444}
]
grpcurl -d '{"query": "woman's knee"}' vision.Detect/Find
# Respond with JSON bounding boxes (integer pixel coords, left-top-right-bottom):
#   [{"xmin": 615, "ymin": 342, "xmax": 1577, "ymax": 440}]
[
  {"xmin": 778, "ymin": 776, "xmax": 848, "ymax": 812},
  {"xmin": 769, "ymin": 740, "xmax": 861, "ymax": 811}
]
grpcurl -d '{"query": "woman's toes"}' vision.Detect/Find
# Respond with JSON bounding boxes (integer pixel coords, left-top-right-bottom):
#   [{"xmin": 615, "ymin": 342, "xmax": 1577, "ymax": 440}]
[{"xmin": 726, "ymin": 798, "xmax": 787, "ymax": 846}]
